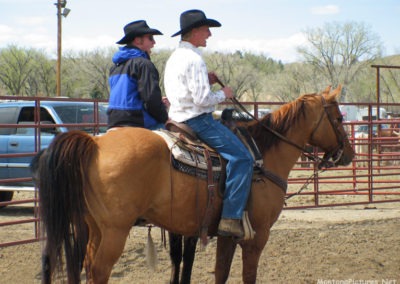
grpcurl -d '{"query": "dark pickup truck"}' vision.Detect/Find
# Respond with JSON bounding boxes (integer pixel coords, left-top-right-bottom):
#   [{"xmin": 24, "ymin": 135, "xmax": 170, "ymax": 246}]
[{"xmin": 0, "ymin": 100, "xmax": 107, "ymax": 205}]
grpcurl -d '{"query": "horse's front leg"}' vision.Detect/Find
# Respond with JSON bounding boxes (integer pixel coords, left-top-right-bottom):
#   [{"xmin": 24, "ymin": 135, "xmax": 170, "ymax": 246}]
[
  {"xmin": 215, "ymin": 236, "xmax": 237, "ymax": 284},
  {"xmin": 240, "ymin": 229, "xmax": 269, "ymax": 284},
  {"xmin": 240, "ymin": 240, "xmax": 265, "ymax": 284}
]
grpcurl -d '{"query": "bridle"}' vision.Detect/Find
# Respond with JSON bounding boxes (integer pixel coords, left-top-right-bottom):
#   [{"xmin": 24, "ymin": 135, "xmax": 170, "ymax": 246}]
[
  {"xmin": 231, "ymin": 93, "xmax": 349, "ymax": 200},
  {"xmin": 215, "ymin": 78, "xmax": 347, "ymax": 167},
  {"xmin": 227, "ymin": 93, "xmax": 346, "ymax": 169},
  {"xmin": 214, "ymin": 78, "xmax": 348, "ymax": 197},
  {"xmin": 308, "ymin": 95, "xmax": 346, "ymax": 169}
]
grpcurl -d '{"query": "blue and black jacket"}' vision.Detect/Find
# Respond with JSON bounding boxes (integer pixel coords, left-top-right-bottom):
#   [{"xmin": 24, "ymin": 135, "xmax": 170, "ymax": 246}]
[{"xmin": 107, "ymin": 46, "xmax": 168, "ymax": 129}]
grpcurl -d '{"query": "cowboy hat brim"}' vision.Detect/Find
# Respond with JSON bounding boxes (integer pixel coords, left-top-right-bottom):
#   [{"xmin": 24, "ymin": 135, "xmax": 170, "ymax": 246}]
[
  {"xmin": 117, "ymin": 28, "xmax": 162, "ymax": 44},
  {"xmin": 171, "ymin": 19, "xmax": 221, "ymax": 37}
]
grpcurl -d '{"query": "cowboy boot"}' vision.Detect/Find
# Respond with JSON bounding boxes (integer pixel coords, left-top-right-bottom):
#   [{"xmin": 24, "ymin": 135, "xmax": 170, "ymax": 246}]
[{"xmin": 217, "ymin": 218, "xmax": 244, "ymax": 238}]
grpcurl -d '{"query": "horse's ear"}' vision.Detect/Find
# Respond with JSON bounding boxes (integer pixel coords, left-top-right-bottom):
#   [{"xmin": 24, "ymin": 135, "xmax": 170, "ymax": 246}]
[
  {"xmin": 322, "ymin": 85, "xmax": 332, "ymax": 95},
  {"xmin": 328, "ymin": 84, "xmax": 342, "ymax": 101}
]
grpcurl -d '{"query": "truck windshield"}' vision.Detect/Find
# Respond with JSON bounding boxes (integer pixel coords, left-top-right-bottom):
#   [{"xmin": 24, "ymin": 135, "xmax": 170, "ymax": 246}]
[{"xmin": 53, "ymin": 103, "xmax": 107, "ymax": 133}]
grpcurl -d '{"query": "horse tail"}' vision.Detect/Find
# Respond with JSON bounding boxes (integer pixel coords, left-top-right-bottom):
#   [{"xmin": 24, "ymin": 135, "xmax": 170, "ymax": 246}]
[
  {"xmin": 145, "ymin": 228, "xmax": 158, "ymax": 271},
  {"xmin": 37, "ymin": 130, "xmax": 97, "ymax": 283}
]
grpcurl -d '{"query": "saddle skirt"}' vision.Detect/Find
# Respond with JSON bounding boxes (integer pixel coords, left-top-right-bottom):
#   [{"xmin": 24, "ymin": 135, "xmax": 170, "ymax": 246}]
[
  {"xmin": 154, "ymin": 117, "xmax": 264, "ymax": 181},
  {"xmin": 154, "ymin": 126, "xmax": 257, "ymax": 242},
  {"xmin": 154, "ymin": 129, "xmax": 223, "ymax": 181},
  {"xmin": 157, "ymin": 117, "xmax": 264, "ymax": 242}
]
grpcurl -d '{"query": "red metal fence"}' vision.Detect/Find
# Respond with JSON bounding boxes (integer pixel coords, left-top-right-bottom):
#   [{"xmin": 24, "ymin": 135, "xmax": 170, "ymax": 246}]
[
  {"xmin": 220, "ymin": 101, "xmax": 400, "ymax": 209},
  {"xmin": 1, "ymin": 97, "xmax": 399, "ymax": 247},
  {"xmin": 0, "ymin": 96, "xmax": 107, "ymax": 247}
]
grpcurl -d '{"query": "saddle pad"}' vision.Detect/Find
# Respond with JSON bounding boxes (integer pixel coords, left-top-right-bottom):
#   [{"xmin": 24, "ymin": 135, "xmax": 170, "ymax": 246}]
[{"xmin": 154, "ymin": 130, "xmax": 222, "ymax": 172}]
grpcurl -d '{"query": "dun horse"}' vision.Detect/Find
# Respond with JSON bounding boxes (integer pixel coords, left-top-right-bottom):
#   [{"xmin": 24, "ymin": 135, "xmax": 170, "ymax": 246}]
[{"xmin": 34, "ymin": 85, "xmax": 354, "ymax": 283}]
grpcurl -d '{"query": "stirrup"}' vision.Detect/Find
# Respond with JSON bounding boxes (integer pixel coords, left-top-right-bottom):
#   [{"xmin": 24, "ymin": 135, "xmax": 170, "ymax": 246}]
[{"xmin": 242, "ymin": 211, "xmax": 255, "ymax": 240}]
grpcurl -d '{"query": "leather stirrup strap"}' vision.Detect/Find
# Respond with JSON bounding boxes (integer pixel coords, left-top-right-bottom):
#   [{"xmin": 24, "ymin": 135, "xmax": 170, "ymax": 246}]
[{"xmin": 200, "ymin": 148, "xmax": 215, "ymax": 246}]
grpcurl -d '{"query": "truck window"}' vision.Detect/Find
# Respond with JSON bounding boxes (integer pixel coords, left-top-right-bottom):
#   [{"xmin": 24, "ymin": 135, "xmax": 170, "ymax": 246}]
[
  {"xmin": 17, "ymin": 107, "xmax": 57, "ymax": 134},
  {"xmin": 53, "ymin": 104, "xmax": 107, "ymax": 133},
  {"xmin": 53, "ymin": 105, "xmax": 93, "ymax": 124},
  {"xmin": 0, "ymin": 106, "xmax": 19, "ymax": 135}
]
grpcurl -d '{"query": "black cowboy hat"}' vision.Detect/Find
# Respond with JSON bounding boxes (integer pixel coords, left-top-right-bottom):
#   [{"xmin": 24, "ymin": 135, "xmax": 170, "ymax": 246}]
[
  {"xmin": 117, "ymin": 20, "xmax": 163, "ymax": 44},
  {"xmin": 171, "ymin": 9, "xmax": 221, "ymax": 37}
]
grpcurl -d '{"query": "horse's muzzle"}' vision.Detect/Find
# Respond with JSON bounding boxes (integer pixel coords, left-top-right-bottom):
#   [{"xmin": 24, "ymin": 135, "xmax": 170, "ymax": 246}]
[{"xmin": 318, "ymin": 148, "xmax": 345, "ymax": 169}]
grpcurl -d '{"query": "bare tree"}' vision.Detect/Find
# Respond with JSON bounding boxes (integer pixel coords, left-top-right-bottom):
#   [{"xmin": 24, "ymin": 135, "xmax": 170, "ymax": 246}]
[
  {"xmin": 297, "ymin": 21, "xmax": 382, "ymax": 102},
  {"xmin": 205, "ymin": 51, "xmax": 250, "ymax": 99},
  {"xmin": 152, "ymin": 49, "xmax": 172, "ymax": 96},
  {"xmin": 0, "ymin": 45, "xmax": 36, "ymax": 96},
  {"xmin": 376, "ymin": 57, "xmax": 400, "ymax": 104},
  {"xmin": 64, "ymin": 48, "xmax": 115, "ymax": 99},
  {"xmin": 204, "ymin": 51, "xmax": 282, "ymax": 101},
  {"xmin": 27, "ymin": 50, "xmax": 56, "ymax": 96}
]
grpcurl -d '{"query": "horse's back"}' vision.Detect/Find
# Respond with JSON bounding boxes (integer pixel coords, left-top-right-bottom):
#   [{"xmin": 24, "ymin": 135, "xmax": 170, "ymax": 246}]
[
  {"xmin": 88, "ymin": 128, "xmax": 171, "ymax": 225},
  {"xmin": 96, "ymin": 127, "xmax": 167, "ymax": 155},
  {"xmin": 94, "ymin": 127, "xmax": 170, "ymax": 182}
]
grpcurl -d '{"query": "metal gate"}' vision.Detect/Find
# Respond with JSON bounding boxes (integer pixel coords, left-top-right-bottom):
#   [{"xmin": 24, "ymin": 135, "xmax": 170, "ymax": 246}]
[{"xmin": 1, "ymin": 98, "xmax": 399, "ymax": 247}]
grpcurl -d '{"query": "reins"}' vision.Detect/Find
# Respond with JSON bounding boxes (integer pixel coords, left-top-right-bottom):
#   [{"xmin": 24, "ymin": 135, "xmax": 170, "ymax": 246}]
[
  {"xmin": 284, "ymin": 168, "xmax": 326, "ymax": 201},
  {"xmin": 215, "ymin": 77, "xmax": 345, "ymax": 201},
  {"xmin": 215, "ymin": 77, "xmax": 321, "ymax": 163}
]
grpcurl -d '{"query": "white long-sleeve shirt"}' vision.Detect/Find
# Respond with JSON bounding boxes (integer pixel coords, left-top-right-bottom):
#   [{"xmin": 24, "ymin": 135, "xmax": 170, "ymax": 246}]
[{"xmin": 164, "ymin": 41, "xmax": 226, "ymax": 122}]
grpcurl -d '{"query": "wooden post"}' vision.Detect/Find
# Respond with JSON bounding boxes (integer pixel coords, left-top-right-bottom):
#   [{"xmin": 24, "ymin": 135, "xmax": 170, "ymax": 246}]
[{"xmin": 56, "ymin": 0, "xmax": 62, "ymax": 97}]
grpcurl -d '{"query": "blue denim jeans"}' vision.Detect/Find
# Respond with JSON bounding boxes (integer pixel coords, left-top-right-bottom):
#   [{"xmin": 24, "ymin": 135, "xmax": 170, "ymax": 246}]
[{"xmin": 186, "ymin": 113, "xmax": 254, "ymax": 219}]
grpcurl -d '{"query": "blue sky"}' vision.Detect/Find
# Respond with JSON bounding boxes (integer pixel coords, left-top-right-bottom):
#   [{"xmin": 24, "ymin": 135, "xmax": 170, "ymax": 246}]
[{"xmin": 0, "ymin": 0, "xmax": 399, "ymax": 63}]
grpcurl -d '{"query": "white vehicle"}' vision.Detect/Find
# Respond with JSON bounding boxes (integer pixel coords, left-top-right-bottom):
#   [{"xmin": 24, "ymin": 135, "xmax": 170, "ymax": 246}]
[
  {"xmin": 339, "ymin": 105, "xmax": 359, "ymax": 121},
  {"xmin": 357, "ymin": 107, "xmax": 387, "ymax": 120}
]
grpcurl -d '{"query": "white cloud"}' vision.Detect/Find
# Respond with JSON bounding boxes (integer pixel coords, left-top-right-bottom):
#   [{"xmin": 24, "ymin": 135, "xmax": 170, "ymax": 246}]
[
  {"xmin": 208, "ymin": 33, "xmax": 308, "ymax": 63},
  {"xmin": 15, "ymin": 16, "xmax": 47, "ymax": 26},
  {"xmin": 64, "ymin": 35, "xmax": 115, "ymax": 52},
  {"xmin": 0, "ymin": 24, "xmax": 12, "ymax": 33},
  {"xmin": 0, "ymin": 25, "xmax": 13, "ymax": 45},
  {"xmin": 0, "ymin": 26, "xmax": 308, "ymax": 63},
  {"xmin": 310, "ymin": 5, "xmax": 340, "ymax": 15}
]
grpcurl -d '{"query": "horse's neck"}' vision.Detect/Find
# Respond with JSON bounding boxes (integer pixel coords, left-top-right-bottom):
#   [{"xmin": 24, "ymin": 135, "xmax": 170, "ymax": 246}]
[
  {"xmin": 263, "ymin": 142, "xmax": 303, "ymax": 179},
  {"xmin": 247, "ymin": 109, "xmax": 311, "ymax": 179}
]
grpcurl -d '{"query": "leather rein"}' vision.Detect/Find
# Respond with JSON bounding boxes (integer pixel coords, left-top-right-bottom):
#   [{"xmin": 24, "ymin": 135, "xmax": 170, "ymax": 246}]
[
  {"xmin": 215, "ymin": 78, "xmax": 346, "ymax": 193},
  {"xmin": 228, "ymin": 88, "xmax": 344, "ymax": 168}
]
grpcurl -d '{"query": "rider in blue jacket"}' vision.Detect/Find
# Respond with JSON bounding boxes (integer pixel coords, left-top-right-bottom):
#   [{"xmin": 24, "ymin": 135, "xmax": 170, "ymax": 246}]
[{"xmin": 108, "ymin": 20, "xmax": 168, "ymax": 130}]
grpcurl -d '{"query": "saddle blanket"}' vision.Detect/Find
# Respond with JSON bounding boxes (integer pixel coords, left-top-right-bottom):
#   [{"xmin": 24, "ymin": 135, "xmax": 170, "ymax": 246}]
[{"xmin": 154, "ymin": 130, "xmax": 222, "ymax": 172}]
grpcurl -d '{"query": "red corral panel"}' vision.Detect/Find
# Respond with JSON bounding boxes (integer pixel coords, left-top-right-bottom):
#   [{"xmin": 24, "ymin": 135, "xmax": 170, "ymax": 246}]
[{"xmin": 1, "ymin": 96, "xmax": 399, "ymax": 247}]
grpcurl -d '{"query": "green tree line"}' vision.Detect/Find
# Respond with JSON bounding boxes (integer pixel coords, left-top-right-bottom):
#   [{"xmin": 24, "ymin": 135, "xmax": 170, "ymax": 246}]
[{"xmin": 0, "ymin": 21, "xmax": 399, "ymax": 104}]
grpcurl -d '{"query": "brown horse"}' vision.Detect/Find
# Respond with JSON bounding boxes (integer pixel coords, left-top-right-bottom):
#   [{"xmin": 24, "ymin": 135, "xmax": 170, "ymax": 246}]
[{"xmin": 34, "ymin": 85, "xmax": 354, "ymax": 283}]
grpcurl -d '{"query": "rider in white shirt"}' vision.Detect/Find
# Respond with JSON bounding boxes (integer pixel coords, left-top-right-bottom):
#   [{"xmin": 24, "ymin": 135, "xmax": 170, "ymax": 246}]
[{"xmin": 164, "ymin": 9, "xmax": 254, "ymax": 238}]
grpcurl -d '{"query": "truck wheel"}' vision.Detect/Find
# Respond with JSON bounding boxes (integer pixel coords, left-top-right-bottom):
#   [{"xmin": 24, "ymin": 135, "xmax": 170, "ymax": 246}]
[{"xmin": 0, "ymin": 191, "xmax": 14, "ymax": 208}]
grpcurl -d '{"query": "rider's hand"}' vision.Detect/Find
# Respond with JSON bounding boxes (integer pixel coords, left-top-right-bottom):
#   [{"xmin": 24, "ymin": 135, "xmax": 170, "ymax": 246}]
[
  {"xmin": 162, "ymin": 97, "xmax": 170, "ymax": 109},
  {"xmin": 222, "ymin": 87, "xmax": 234, "ymax": 99},
  {"xmin": 208, "ymin": 72, "xmax": 218, "ymax": 85}
]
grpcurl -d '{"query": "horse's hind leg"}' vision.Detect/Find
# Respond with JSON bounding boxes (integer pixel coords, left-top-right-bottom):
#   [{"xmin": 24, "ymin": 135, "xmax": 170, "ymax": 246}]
[
  {"xmin": 84, "ymin": 215, "xmax": 101, "ymax": 282},
  {"xmin": 169, "ymin": 233, "xmax": 199, "ymax": 284},
  {"xmin": 215, "ymin": 236, "xmax": 237, "ymax": 284},
  {"xmin": 90, "ymin": 227, "xmax": 130, "ymax": 283},
  {"xmin": 181, "ymin": 236, "xmax": 198, "ymax": 284},
  {"xmin": 169, "ymin": 232, "xmax": 183, "ymax": 284},
  {"xmin": 41, "ymin": 243, "xmax": 54, "ymax": 284}
]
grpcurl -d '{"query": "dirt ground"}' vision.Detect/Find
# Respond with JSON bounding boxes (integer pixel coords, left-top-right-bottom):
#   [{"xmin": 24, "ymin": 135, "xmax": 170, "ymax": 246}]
[{"xmin": 0, "ymin": 192, "xmax": 399, "ymax": 284}]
